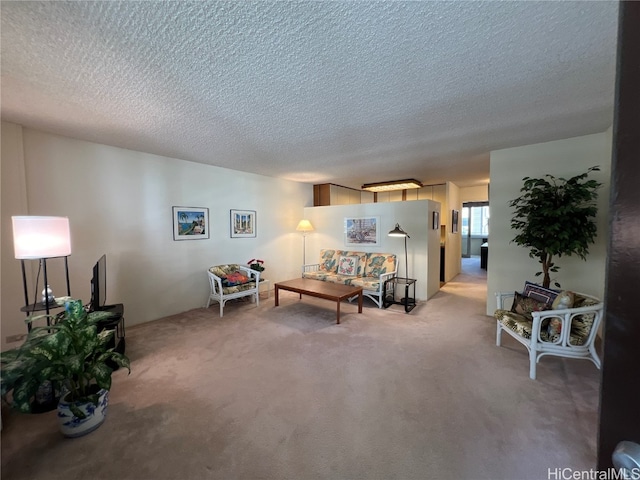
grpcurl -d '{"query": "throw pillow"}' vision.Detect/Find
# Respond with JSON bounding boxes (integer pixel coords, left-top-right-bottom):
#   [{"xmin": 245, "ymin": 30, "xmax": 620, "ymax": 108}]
[
  {"xmin": 222, "ymin": 271, "xmax": 250, "ymax": 287},
  {"xmin": 570, "ymin": 296, "xmax": 599, "ymax": 345},
  {"xmin": 551, "ymin": 290, "xmax": 575, "ymax": 310},
  {"xmin": 319, "ymin": 250, "xmax": 337, "ymax": 272},
  {"xmin": 510, "ymin": 291, "xmax": 550, "ymax": 318},
  {"xmin": 523, "ymin": 281, "xmax": 559, "ymax": 307},
  {"xmin": 337, "ymin": 255, "xmax": 359, "ymax": 276}
]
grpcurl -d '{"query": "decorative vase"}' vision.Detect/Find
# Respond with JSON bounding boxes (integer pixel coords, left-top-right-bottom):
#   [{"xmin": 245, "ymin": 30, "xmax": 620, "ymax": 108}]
[
  {"xmin": 57, "ymin": 388, "xmax": 109, "ymax": 438},
  {"xmin": 41, "ymin": 285, "xmax": 55, "ymax": 304}
]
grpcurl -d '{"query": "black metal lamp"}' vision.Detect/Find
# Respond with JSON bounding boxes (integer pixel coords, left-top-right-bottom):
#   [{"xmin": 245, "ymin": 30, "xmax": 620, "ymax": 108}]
[{"xmin": 388, "ymin": 223, "xmax": 410, "ymax": 278}]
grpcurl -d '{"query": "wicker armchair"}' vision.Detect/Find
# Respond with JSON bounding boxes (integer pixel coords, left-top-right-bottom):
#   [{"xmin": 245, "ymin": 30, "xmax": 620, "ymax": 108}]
[{"xmin": 206, "ymin": 264, "xmax": 260, "ymax": 317}]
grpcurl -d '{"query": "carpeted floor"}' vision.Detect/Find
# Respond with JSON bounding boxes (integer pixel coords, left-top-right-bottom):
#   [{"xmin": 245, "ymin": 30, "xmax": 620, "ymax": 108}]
[{"xmin": 1, "ymin": 257, "xmax": 600, "ymax": 480}]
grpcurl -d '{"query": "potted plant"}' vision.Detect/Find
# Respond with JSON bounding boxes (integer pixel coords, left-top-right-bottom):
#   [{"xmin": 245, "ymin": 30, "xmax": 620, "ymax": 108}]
[
  {"xmin": 509, "ymin": 166, "xmax": 602, "ymax": 288},
  {"xmin": 0, "ymin": 299, "xmax": 130, "ymax": 437},
  {"xmin": 247, "ymin": 258, "xmax": 265, "ymax": 273}
]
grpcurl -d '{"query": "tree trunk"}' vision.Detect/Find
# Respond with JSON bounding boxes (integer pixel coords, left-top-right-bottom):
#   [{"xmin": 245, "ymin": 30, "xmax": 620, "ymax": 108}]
[{"xmin": 540, "ymin": 252, "xmax": 552, "ymax": 288}]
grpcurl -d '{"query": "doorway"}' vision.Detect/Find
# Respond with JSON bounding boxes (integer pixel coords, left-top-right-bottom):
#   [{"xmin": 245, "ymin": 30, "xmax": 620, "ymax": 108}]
[{"xmin": 461, "ymin": 202, "xmax": 489, "ymax": 258}]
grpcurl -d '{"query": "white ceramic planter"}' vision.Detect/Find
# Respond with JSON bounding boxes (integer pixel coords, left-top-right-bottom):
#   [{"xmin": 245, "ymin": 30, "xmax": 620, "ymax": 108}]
[{"xmin": 57, "ymin": 388, "xmax": 109, "ymax": 438}]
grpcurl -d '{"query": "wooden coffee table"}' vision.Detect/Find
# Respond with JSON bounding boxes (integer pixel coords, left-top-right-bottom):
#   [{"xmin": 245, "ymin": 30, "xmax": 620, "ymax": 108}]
[{"xmin": 274, "ymin": 278, "xmax": 363, "ymax": 324}]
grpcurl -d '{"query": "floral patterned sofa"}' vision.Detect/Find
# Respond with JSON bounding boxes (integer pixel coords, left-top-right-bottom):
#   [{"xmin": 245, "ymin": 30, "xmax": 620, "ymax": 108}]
[
  {"xmin": 494, "ymin": 282, "xmax": 603, "ymax": 379},
  {"xmin": 302, "ymin": 249, "xmax": 397, "ymax": 308},
  {"xmin": 206, "ymin": 264, "xmax": 261, "ymax": 317}
]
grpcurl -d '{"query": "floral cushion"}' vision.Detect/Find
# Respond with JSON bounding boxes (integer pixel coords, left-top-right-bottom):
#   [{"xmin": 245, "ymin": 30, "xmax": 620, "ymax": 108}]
[
  {"xmin": 221, "ymin": 282, "xmax": 257, "ymax": 295},
  {"xmin": 337, "ymin": 251, "xmax": 368, "ymax": 276},
  {"xmin": 302, "ymin": 271, "xmax": 331, "ymax": 282},
  {"xmin": 348, "ymin": 277, "xmax": 381, "ymax": 291},
  {"xmin": 319, "ymin": 249, "xmax": 339, "ymax": 273},
  {"xmin": 364, "ymin": 254, "xmax": 396, "ymax": 278},
  {"xmin": 337, "ymin": 255, "xmax": 359, "ymax": 276},
  {"xmin": 222, "ymin": 271, "xmax": 250, "ymax": 287},
  {"xmin": 570, "ymin": 295, "xmax": 599, "ymax": 345},
  {"xmin": 210, "ymin": 264, "xmax": 242, "ymax": 277},
  {"xmin": 495, "ymin": 309, "xmax": 534, "ymax": 339},
  {"xmin": 510, "ymin": 291, "xmax": 549, "ymax": 318}
]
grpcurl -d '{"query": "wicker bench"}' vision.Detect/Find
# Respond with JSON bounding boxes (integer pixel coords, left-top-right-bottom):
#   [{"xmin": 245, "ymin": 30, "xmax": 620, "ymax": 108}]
[
  {"xmin": 302, "ymin": 249, "xmax": 397, "ymax": 308},
  {"xmin": 494, "ymin": 290, "xmax": 603, "ymax": 379},
  {"xmin": 206, "ymin": 264, "xmax": 260, "ymax": 316}
]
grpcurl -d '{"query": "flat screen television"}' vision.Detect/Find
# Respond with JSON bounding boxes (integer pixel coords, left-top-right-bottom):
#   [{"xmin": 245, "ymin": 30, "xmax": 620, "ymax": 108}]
[{"xmin": 91, "ymin": 254, "xmax": 107, "ymax": 311}]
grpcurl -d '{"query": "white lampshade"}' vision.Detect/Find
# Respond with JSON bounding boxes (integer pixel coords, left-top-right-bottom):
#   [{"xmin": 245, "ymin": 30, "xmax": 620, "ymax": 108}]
[
  {"xmin": 296, "ymin": 219, "xmax": 314, "ymax": 232},
  {"xmin": 12, "ymin": 216, "xmax": 72, "ymax": 259}
]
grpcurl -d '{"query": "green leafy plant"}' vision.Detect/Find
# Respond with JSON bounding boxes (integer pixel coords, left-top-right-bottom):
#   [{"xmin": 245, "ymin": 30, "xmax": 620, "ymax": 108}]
[
  {"xmin": 0, "ymin": 299, "xmax": 130, "ymax": 416},
  {"xmin": 509, "ymin": 166, "xmax": 602, "ymax": 288}
]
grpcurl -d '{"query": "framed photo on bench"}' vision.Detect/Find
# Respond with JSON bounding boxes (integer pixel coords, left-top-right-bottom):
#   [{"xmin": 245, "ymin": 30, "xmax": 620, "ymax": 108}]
[
  {"xmin": 230, "ymin": 209, "xmax": 256, "ymax": 238},
  {"xmin": 344, "ymin": 216, "xmax": 380, "ymax": 246}
]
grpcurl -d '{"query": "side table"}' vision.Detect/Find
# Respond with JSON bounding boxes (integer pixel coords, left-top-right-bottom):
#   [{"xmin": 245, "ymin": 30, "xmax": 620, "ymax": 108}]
[
  {"xmin": 250, "ymin": 279, "xmax": 270, "ymax": 303},
  {"xmin": 20, "ymin": 301, "xmax": 64, "ymax": 330},
  {"xmin": 259, "ymin": 279, "xmax": 270, "ymax": 298},
  {"xmin": 95, "ymin": 303, "xmax": 126, "ymax": 357},
  {"xmin": 383, "ymin": 277, "xmax": 417, "ymax": 313}
]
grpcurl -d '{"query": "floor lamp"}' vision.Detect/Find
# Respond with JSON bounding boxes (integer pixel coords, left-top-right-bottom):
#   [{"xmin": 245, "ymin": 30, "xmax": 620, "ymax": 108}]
[
  {"xmin": 296, "ymin": 219, "xmax": 314, "ymax": 266},
  {"xmin": 388, "ymin": 223, "xmax": 410, "ymax": 278},
  {"xmin": 388, "ymin": 223, "xmax": 415, "ymax": 309},
  {"xmin": 12, "ymin": 216, "xmax": 72, "ymax": 330}
]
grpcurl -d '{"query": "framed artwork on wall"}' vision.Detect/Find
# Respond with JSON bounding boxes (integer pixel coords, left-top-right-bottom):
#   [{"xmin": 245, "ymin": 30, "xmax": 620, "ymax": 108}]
[
  {"xmin": 230, "ymin": 209, "xmax": 256, "ymax": 238},
  {"xmin": 172, "ymin": 206, "xmax": 209, "ymax": 240},
  {"xmin": 344, "ymin": 216, "xmax": 380, "ymax": 246},
  {"xmin": 452, "ymin": 209, "xmax": 459, "ymax": 233},
  {"xmin": 433, "ymin": 211, "xmax": 440, "ymax": 230}
]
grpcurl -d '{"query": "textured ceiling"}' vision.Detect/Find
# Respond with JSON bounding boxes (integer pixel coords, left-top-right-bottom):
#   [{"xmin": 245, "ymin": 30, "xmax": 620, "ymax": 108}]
[{"xmin": 1, "ymin": 1, "xmax": 618, "ymax": 189}]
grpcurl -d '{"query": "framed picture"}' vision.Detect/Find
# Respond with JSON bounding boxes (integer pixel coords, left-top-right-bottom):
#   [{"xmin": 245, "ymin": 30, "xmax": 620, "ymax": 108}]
[
  {"xmin": 172, "ymin": 206, "xmax": 209, "ymax": 240},
  {"xmin": 433, "ymin": 211, "xmax": 440, "ymax": 230},
  {"xmin": 344, "ymin": 216, "xmax": 380, "ymax": 246},
  {"xmin": 230, "ymin": 209, "xmax": 256, "ymax": 238},
  {"xmin": 452, "ymin": 209, "xmax": 459, "ymax": 233}
]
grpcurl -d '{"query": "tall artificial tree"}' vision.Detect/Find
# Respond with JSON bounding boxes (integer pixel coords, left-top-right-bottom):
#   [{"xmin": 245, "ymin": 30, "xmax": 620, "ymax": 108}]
[{"xmin": 509, "ymin": 166, "xmax": 602, "ymax": 288}]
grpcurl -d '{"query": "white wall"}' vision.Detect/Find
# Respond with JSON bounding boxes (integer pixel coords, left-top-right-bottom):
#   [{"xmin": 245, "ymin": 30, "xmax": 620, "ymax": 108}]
[
  {"xmin": 1, "ymin": 123, "xmax": 313, "ymax": 350},
  {"xmin": 460, "ymin": 185, "xmax": 489, "ymax": 203},
  {"xmin": 303, "ymin": 200, "xmax": 441, "ymax": 301},
  {"xmin": 443, "ymin": 182, "xmax": 461, "ymax": 282},
  {"xmin": 487, "ymin": 131, "xmax": 612, "ymax": 314}
]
